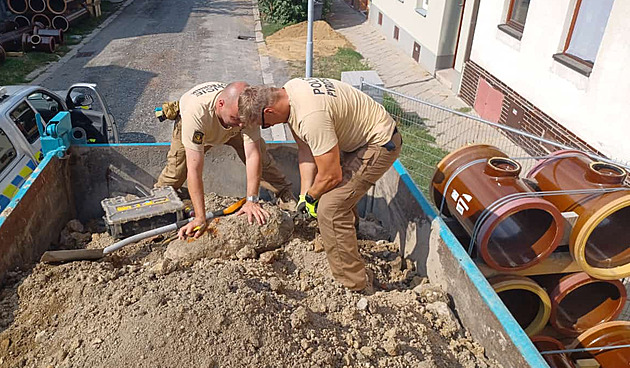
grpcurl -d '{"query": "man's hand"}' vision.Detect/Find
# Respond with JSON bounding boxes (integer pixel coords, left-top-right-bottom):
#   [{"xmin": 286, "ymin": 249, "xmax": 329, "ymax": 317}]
[
  {"xmin": 296, "ymin": 194, "xmax": 318, "ymax": 218},
  {"xmin": 237, "ymin": 201, "xmax": 269, "ymax": 225},
  {"xmin": 178, "ymin": 217, "xmax": 207, "ymax": 240}
]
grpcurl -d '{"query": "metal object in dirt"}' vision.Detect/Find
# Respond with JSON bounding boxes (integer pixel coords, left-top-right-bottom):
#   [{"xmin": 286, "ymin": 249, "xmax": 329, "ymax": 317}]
[
  {"xmin": 40, "ymin": 198, "xmax": 248, "ymax": 264},
  {"xmin": 569, "ymin": 320, "xmax": 630, "ymax": 367},
  {"xmin": 535, "ymin": 272, "xmax": 627, "ymax": 337},
  {"xmin": 488, "ymin": 274, "xmax": 551, "ymax": 336},
  {"xmin": 102, "ymin": 186, "xmax": 186, "ymax": 239},
  {"xmin": 530, "ymin": 335, "xmax": 575, "ymax": 368},
  {"xmin": 527, "ymin": 150, "xmax": 630, "ymax": 280},
  {"xmin": 431, "ymin": 144, "xmax": 564, "ymax": 271}
]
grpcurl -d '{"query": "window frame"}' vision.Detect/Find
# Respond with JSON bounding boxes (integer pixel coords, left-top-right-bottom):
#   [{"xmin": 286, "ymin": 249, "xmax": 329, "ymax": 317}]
[
  {"xmin": 415, "ymin": 0, "xmax": 428, "ymax": 17},
  {"xmin": 0, "ymin": 128, "xmax": 19, "ymax": 176},
  {"xmin": 498, "ymin": 0, "xmax": 530, "ymax": 40},
  {"xmin": 393, "ymin": 25, "xmax": 399, "ymax": 40},
  {"xmin": 552, "ymin": 0, "xmax": 612, "ymax": 77}
]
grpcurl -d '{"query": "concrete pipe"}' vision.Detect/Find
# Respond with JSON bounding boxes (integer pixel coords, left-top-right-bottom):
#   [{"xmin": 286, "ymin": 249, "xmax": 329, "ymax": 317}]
[
  {"xmin": 31, "ymin": 14, "xmax": 51, "ymax": 29},
  {"xmin": 527, "ymin": 150, "xmax": 630, "ymax": 280},
  {"xmin": 569, "ymin": 321, "xmax": 630, "ymax": 367},
  {"xmin": 34, "ymin": 28, "xmax": 64, "ymax": 45},
  {"xmin": 531, "ymin": 336, "xmax": 576, "ymax": 368},
  {"xmin": 28, "ymin": 0, "xmax": 47, "ymax": 13},
  {"xmin": 51, "ymin": 15, "xmax": 69, "ymax": 31},
  {"xmin": 34, "ymin": 36, "xmax": 56, "ymax": 53},
  {"xmin": 7, "ymin": 0, "xmax": 29, "ymax": 14},
  {"xmin": 431, "ymin": 144, "xmax": 564, "ymax": 271},
  {"xmin": 489, "ymin": 275, "xmax": 551, "ymax": 336},
  {"xmin": 13, "ymin": 15, "xmax": 31, "ymax": 28},
  {"xmin": 46, "ymin": 0, "xmax": 67, "ymax": 14},
  {"xmin": 536, "ymin": 272, "xmax": 626, "ymax": 336},
  {"xmin": 0, "ymin": 26, "xmax": 31, "ymax": 52}
]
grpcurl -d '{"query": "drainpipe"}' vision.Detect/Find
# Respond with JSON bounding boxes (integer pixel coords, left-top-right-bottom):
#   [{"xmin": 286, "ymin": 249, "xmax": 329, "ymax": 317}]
[{"xmin": 305, "ymin": 0, "xmax": 314, "ymax": 77}]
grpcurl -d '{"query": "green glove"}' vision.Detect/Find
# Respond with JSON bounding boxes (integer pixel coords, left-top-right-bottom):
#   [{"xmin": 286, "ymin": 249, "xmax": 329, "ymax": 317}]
[{"xmin": 296, "ymin": 194, "xmax": 318, "ymax": 218}]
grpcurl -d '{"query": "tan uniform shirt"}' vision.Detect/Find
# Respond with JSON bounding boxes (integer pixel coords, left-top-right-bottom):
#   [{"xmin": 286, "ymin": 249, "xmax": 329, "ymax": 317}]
[
  {"xmin": 283, "ymin": 78, "xmax": 395, "ymax": 156},
  {"xmin": 180, "ymin": 82, "xmax": 260, "ymax": 151}
]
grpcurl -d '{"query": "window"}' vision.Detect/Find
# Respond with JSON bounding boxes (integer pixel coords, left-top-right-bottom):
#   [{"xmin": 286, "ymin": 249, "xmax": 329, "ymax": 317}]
[
  {"xmin": 27, "ymin": 92, "xmax": 62, "ymax": 124},
  {"xmin": 553, "ymin": 0, "xmax": 614, "ymax": 76},
  {"xmin": 498, "ymin": 0, "xmax": 530, "ymax": 40},
  {"xmin": 0, "ymin": 129, "xmax": 17, "ymax": 174},
  {"xmin": 394, "ymin": 26, "xmax": 399, "ymax": 40},
  {"xmin": 10, "ymin": 102, "xmax": 40, "ymax": 144},
  {"xmin": 378, "ymin": 12, "xmax": 383, "ymax": 25},
  {"xmin": 415, "ymin": 0, "xmax": 428, "ymax": 16}
]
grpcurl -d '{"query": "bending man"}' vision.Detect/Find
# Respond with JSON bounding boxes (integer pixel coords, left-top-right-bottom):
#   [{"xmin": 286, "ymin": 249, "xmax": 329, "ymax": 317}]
[
  {"xmin": 154, "ymin": 81, "xmax": 294, "ymax": 239},
  {"xmin": 238, "ymin": 78, "xmax": 402, "ymax": 292}
]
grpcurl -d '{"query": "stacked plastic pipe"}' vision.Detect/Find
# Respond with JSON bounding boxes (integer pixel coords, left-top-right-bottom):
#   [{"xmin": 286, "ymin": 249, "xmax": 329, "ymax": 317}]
[
  {"xmin": 431, "ymin": 144, "xmax": 630, "ymax": 367},
  {"xmin": 0, "ymin": 0, "xmax": 92, "ymax": 59}
]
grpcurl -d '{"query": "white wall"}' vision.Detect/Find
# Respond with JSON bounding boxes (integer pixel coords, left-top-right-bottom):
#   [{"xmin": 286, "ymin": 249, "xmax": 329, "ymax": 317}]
[
  {"xmin": 471, "ymin": 0, "xmax": 630, "ymax": 162},
  {"xmin": 370, "ymin": 0, "xmax": 447, "ymax": 58}
]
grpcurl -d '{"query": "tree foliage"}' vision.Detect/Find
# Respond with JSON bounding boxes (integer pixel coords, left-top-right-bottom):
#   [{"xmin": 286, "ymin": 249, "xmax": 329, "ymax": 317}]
[{"xmin": 259, "ymin": 0, "xmax": 331, "ymax": 25}]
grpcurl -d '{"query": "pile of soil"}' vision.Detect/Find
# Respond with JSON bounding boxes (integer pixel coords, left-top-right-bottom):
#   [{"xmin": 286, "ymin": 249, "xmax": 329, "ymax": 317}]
[
  {"xmin": 0, "ymin": 195, "xmax": 501, "ymax": 368},
  {"xmin": 266, "ymin": 20, "xmax": 353, "ymax": 61}
]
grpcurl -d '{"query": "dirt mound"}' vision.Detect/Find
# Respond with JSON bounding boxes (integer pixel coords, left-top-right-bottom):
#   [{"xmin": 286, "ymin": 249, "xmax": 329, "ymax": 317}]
[
  {"xmin": 0, "ymin": 194, "xmax": 501, "ymax": 368},
  {"xmin": 266, "ymin": 20, "xmax": 353, "ymax": 61}
]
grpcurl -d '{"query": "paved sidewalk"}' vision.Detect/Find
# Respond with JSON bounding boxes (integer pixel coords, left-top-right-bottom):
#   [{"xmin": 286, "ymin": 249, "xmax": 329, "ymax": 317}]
[{"xmin": 327, "ymin": 0, "xmax": 469, "ymax": 110}]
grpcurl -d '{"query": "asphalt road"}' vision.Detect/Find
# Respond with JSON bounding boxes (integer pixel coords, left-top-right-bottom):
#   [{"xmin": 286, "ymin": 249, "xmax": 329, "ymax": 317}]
[{"xmin": 40, "ymin": 0, "xmax": 263, "ymax": 143}]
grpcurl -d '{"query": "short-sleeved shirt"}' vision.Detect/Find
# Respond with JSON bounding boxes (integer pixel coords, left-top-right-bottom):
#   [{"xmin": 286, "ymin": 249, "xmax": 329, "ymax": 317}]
[
  {"xmin": 283, "ymin": 78, "xmax": 395, "ymax": 156},
  {"xmin": 180, "ymin": 82, "xmax": 261, "ymax": 151}
]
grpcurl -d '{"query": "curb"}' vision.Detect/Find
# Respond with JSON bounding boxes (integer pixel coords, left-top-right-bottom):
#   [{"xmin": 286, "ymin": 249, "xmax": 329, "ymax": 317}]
[
  {"xmin": 250, "ymin": 0, "xmax": 287, "ymax": 141},
  {"xmin": 29, "ymin": 0, "xmax": 136, "ymax": 84}
]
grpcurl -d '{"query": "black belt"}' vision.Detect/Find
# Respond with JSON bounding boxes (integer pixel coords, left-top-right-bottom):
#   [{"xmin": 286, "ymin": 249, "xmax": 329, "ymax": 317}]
[{"xmin": 382, "ymin": 127, "xmax": 399, "ymax": 152}]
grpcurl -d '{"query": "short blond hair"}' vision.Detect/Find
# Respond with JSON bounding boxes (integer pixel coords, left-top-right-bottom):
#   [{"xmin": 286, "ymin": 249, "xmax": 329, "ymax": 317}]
[{"xmin": 238, "ymin": 85, "xmax": 282, "ymax": 126}]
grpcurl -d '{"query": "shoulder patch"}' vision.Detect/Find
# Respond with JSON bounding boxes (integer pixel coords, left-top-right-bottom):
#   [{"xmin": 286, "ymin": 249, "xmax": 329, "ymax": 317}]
[{"xmin": 192, "ymin": 130, "xmax": 204, "ymax": 144}]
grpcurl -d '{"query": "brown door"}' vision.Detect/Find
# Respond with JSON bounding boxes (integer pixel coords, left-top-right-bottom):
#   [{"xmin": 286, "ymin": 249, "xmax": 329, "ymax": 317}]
[
  {"xmin": 394, "ymin": 26, "xmax": 399, "ymax": 40},
  {"xmin": 378, "ymin": 12, "xmax": 383, "ymax": 25},
  {"xmin": 412, "ymin": 42, "xmax": 421, "ymax": 62}
]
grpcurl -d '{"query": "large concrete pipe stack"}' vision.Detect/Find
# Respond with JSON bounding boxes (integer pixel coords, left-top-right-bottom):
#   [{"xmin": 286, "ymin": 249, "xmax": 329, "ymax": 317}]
[{"xmin": 432, "ymin": 144, "xmax": 630, "ymax": 367}]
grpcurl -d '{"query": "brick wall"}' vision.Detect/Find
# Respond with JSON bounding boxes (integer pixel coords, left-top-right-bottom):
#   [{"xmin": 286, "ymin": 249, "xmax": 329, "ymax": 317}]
[{"xmin": 460, "ymin": 61, "xmax": 603, "ymax": 157}]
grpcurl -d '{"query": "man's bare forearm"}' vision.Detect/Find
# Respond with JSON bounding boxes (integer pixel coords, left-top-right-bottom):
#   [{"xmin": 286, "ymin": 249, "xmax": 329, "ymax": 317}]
[{"xmin": 244, "ymin": 141, "xmax": 262, "ymax": 197}]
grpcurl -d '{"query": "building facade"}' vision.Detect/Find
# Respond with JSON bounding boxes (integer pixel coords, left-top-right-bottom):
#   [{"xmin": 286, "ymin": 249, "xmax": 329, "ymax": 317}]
[
  {"xmin": 367, "ymin": 0, "xmax": 464, "ymax": 74},
  {"xmin": 459, "ymin": 0, "xmax": 629, "ymax": 162}
]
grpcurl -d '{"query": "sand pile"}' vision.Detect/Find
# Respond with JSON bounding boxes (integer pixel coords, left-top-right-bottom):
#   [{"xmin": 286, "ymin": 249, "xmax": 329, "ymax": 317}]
[
  {"xmin": 0, "ymin": 194, "xmax": 501, "ymax": 368},
  {"xmin": 266, "ymin": 20, "xmax": 353, "ymax": 60}
]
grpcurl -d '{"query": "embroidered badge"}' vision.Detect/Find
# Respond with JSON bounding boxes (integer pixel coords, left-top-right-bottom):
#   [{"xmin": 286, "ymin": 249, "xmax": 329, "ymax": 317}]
[{"xmin": 192, "ymin": 130, "xmax": 204, "ymax": 144}]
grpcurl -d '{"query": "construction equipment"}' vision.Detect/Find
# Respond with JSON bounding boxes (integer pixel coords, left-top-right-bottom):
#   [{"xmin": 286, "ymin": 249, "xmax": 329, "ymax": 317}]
[{"xmin": 39, "ymin": 198, "xmax": 247, "ymax": 263}]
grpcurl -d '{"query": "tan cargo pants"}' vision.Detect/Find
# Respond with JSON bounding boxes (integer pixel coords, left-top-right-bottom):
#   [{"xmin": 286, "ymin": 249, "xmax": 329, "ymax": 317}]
[
  {"xmin": 318, "ymin": 130, "xmax": 402, "ymax": 290},
  {"xmin": 156, "ymin": 118, "xmax": 292, "ymax": 196}
]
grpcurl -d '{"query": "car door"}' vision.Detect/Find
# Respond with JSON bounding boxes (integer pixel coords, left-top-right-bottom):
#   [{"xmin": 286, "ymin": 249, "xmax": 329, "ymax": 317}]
[
  {"xmin": 66, "ymin": 83, "xmax": 119, "ymax": 143},
  {"xmin": 0, "ymin": 127, "xmax": 37, "ymax": 212}
]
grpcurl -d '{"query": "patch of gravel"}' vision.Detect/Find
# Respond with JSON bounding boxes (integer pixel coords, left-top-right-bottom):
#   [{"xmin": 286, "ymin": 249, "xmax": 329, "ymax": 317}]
[{"xmin": 0, "ymin": 195, "xmax": 501, "ymax": 368}]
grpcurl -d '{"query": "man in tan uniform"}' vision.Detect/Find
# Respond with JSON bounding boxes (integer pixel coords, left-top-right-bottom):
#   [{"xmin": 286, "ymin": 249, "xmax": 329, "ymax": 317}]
[
  {"xmin": 154, "ymin": 81, "xmax": 294, "ymax": 238},
  {"xmin": 238, "ymin": 78, "xmax": 402, "ymax": 292}
]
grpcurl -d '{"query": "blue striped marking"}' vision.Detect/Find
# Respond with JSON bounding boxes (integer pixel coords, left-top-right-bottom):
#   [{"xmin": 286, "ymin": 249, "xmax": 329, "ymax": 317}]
[
  {"xmin": 10, "ymin": 176, "xmax": 23, "ymax": 187},
  {"xmin": 391, "ymin": 159, "xmax": 548, "ymax": 368},
  {"xmin": 26, "ymin": 160, "xmax": 37, "ymax": 170}
]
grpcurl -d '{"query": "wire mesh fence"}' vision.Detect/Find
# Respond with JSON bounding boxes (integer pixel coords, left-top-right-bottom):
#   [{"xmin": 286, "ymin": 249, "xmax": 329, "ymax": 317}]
[{"xmin": 360, "ymin": 81, "xmax": 629, "ymax": 197}]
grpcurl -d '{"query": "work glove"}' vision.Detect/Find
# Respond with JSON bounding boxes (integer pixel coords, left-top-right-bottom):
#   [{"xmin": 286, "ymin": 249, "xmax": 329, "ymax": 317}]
[{"xmin": 296, "ymin": 194, "xmax": 318, "ymax": 218}]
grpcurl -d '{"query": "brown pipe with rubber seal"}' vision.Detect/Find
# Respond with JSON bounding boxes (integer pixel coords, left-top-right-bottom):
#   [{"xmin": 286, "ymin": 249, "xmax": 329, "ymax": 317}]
[
  {"xmin": 527, "ymin": 150, "xmax": 630, "ymax": 280},
  {"xmin": 569, "ymin": 321, "xmax": 630, "ymax": 367},
  {"xmin": 534, "ymin": 272, "xmax": 626, "ymax": 336},
  {"xmin": 531, "ymin": 336, "xmax": 576, "ymax": 368},
  {"xmin": 431, "ymin": 144, "xmax": 564, "ymax": 271}
]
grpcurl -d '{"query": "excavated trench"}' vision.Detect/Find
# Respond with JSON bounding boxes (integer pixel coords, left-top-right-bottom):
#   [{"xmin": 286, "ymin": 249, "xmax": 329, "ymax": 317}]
[{"xmin": 0, "ymin": 193, "xmax": 501, "ymax": 368}]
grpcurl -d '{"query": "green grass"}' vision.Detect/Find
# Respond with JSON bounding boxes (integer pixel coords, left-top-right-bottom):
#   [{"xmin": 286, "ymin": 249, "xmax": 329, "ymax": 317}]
[
  {"xmin": 455, "ymin": 106, "xmax": 472, "ymax": 113},
  {"xmin": 0, "ymin": 2, "xmax": 119, "ymax": 85},
  {"xmin": 382, "ymin": 94, "xmax": 448, "ymax": 193},
  {"xmin": 289, "ymin": 47, "xmax": 369, "ymax": 80},
  {"xmin": 262, "ymin": 20, "xmax": 289, "ymax": 38}
]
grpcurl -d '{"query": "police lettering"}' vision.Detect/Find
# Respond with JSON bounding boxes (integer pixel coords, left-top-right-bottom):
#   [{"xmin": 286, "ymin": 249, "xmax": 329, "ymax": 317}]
[
  {"xmin": 304, "ymin": 78, "xmax": 337, "ymax": 97},
  {"xmin": 191, "ymin": 83, "xmax": 227, "ymax": 97}
]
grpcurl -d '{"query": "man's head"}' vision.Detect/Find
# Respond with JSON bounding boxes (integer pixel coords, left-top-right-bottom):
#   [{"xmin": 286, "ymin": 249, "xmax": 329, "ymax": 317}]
[
  {"xmin": 216, "ymin": 81, "xmax": 249, "ymax": 128},
  {"xmin": 238, "ymin": 85, "xmax": 289, "ymax": 129}
]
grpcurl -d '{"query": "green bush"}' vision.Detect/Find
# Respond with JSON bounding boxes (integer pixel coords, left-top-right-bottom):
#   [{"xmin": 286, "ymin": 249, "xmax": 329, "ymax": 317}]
[{"xmin": 259, "ymin": 0, "xmax": 332, "ymax": 25}]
